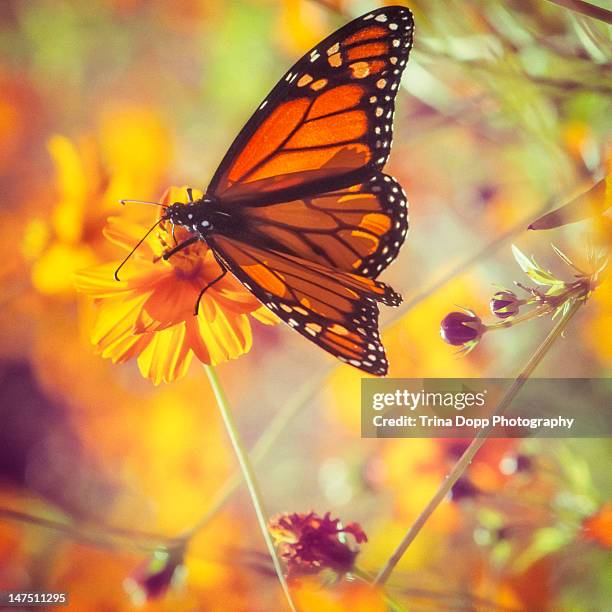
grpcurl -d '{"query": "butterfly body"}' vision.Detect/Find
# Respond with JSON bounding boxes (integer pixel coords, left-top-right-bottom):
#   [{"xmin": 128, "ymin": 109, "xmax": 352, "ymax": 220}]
[
  {"xmin": 135, "ymin": 6, "xmax": 415, "ymax": 375},
  {"xmin": 165, "ymin": 199, "xmax": 215, "ymax": 236}
]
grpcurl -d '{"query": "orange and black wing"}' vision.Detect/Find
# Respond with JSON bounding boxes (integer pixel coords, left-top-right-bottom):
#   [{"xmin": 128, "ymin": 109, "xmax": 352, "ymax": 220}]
[
  {"xmin": 208, "ymin": 235, "xmax": 401, "ymax": 375},
  {"xmin": 225, "ymin": 172, "xmax": 408, "ymax": 279},
  {"xmin": 206, "ymin": 6, "xmax": 414, "ymax": 203}
]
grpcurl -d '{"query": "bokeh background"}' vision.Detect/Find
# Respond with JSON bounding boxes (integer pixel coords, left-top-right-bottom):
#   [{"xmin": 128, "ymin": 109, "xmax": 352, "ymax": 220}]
[{"xmin": 0, "ymin": 0, "xmax": 610, "ymax": 610}]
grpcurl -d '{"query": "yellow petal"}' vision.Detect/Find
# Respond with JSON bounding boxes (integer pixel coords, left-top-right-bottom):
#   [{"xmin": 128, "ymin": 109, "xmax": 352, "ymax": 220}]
[
  {"xmin": 47, "ymin": 135, "xmax": 87, "ymax": 243},
  {"xmin": 74, "ymin": 263, "xmax": 132, "ymax": 297},
  {"xmin": 91, "ymin": 292, "xmax": 148, "ymax": 346},
  {"xmin": 32, "ymin": 242, "xmax": 96, "ymax": 295},
  {"xmin": 136, "ymin": 323, "xmax": 193, "ymax": 384},
  {"xmin": 251, "ymin": 305, "xmax": 280, "ymax": 325},
  {"xmin": 101, "ymin": 327, "xmax": 152, "ymax": 364},
  {"xmin": 189, "ymin": 303, "xmax": 252, "ymax": 365},
  {"xmin": 207, "ymin": 303, "xmax": 253, "ymax": 362},
  {"xmin": 185, "ymin": 316, "xmax": 211, "ymax": 365},
  {"xmin": 103, "ymin": 216, "xmax": 158, "ymax": 258},
  {"xmin": 21, "ymin": 218, "xmax": 51, "ymax": 262}
]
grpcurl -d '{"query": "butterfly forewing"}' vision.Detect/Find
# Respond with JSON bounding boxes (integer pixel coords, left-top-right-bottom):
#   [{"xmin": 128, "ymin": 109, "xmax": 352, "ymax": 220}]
[{"xmin": 207, "ymin": 6, "xmax": 414, "ymax": 203}]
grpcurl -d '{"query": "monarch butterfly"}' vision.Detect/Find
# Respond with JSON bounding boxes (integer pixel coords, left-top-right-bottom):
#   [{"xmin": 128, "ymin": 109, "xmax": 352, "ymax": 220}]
[{"xmin": 118, "ymin": 6, "xmax": 414, "ymax": 375}]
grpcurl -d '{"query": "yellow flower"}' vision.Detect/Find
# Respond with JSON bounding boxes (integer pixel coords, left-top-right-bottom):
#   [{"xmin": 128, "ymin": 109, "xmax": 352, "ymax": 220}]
[
  {"xmin": 26, "ymin": 134, "xmax": 107, "ymax": 295},
  {"xmin": 75, "ymin": 186, "xmax": 275, "ymax": 384},
  {"xmin": 293, "ymin": 579, "xmax": 387, "ymax": 612},
  {"xmin": 25, "ymin": 106, "xmax": 171, "ymax": 297},
  {"xmin": 275, "ymin": 0, "xmax": 329, "ymax": 56}
]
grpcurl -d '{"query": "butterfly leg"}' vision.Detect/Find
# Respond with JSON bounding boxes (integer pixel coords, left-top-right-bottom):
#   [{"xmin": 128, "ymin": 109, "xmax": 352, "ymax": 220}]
[
  {"xmin": 162, "ymin": 236, "xmax": 199, "ymax": 260},
  {"xmin": 194, "ymin": 261, "xmax": 227, "ymax": 315},
  {"xmin": 186, "ymin": 187, "xmax": 194, "ymax": 203}
]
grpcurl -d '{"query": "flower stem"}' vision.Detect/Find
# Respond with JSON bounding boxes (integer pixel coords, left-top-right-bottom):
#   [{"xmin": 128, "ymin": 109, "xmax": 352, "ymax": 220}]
[
  {"xmin": 204, "ymin": 365, "xmax": 297, "ymax": 612},
  {"xmin": 0, "ymin": 507, "xmax": 176, "ymax": 553},
  {"xmin": 181, "ymin": 365, "xmax": 329, "ymax": 540},
  {"xmin": 544, "ymin": 0, "xmax": 612, "ymax": 25},
  {"xmin": 373, "ymin": 299, "xmax": 584, "ymax": 586}
]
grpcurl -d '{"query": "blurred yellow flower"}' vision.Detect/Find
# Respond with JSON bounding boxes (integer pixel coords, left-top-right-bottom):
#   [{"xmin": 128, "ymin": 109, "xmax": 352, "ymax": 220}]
[
  {"xmin": 23, "ymin": 105, "xmax": 171, "ymax": 297},
  {"xmin": 275, "ymin": 0, "xmax": 330, "ymax": 56},
  {"xmin": 75, "ymin": 186, "xmax": 276, "ymax": 384},
  {"xmin": 293, "ymin": 579, "xmax": 386, "ymax": 612},
  {"xmin": 98, "ymin": 106, "xmax": 173, "ymax": 204},
  {"xmin": 26, "ymin": 134, "xmax": 108, "ymax": 295}
]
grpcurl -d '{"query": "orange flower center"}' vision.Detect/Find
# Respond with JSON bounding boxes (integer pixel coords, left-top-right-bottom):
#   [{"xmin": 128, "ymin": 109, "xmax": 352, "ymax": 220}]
[{"xmin": 156, "ymin": 221, "xmax": 207, "ymax": 280}]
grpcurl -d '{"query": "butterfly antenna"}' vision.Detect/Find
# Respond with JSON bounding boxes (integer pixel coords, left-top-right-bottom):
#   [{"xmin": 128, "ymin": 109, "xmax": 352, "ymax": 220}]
[
  {"xmin": 114, "ymin": 218, "xmax": 164, "ymax": 281},
  {"xmin": 119, "ymin": 199, "xmax": 167, "ymax": 208}
]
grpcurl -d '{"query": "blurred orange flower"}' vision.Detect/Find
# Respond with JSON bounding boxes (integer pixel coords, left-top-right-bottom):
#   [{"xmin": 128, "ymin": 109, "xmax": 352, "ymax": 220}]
[
  {"xmin": 582, "ymin": 502, "xmax": 612, "ymax": 549},
  {"xmin": 75, "ymin": 186, "xmax": 276, "ymax": 384},
  {"xmin": 293, "ymin": 579, "xmax": 386, "ymax": 612}
]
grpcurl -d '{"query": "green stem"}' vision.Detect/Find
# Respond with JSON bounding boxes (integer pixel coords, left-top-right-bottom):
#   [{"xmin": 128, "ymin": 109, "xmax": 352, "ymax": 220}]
[
  {"xmin": 486, "ymin": 305, "xmax": 547, "ymax": 331},
  {"xmin": 373, "ymin": 300, "xmax": 584, "ymax": 586},
  {"xmin": 544, "ymin": 0, "xmax": 612, "ymax": 25},
  {"xmin": 0, "ymin": 507, "xmax": 176, "ymax": 553},
  {"xmin": 204, "ymin": 365, "xmax": 297, "ymax": 612},
  {"xmin": 181, "ymin": 366, "xmax": 329, "ymax": 540},
  {"xmin": 486, "ymin": 284, "xmax": 587, "ymax": 332}
]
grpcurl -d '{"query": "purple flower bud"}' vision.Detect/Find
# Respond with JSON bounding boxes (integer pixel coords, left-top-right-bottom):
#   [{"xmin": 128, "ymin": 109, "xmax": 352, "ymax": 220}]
[
  {"xmin": 450, "ymin": 477, "xmax": 480, "ymax": 501},
  {"xmin": 124, "ymin": 549, "xmax": 184, "ymax": 604},
  {"xmin": 440, "ymin": 311, "xmax": 483, "ymax": 346},
  {"xmin": 490, "ymin": 290, "xmax": 520, "ymax": 319}
]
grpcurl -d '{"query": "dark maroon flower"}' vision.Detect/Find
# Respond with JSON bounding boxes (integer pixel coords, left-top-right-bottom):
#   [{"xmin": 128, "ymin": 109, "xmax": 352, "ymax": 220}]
[
  {"xmin": 440, "ymin": 311, "xmax": 483, "ymax": 346},
  {"xmin": 124, "ymin": 548, "xmax": 184, "ymax": 604},
  {"xmin": 450, "ymin": 477, "xmax": 480, "ymax": 501},
  {"xmin": 478, "ymin": 184, "xmax": 498, "ymax": 204},
  {"xmin": 490, "ymin": 290, "xmax": 521, "ymax": 319},
  {"xmin": 515, "ymin": 454, "xmax": 532, "ymax": 472},
  {"xmin": 444, "ymin": 440, "xmax": 470, "ymax": 460},
  {"xmin": 269, "ymin": 511, "xmax": 367, "ymax": 577},
  {"xmin": 495, "ymin": 525, "xmax": 526, "ymax": 541}
]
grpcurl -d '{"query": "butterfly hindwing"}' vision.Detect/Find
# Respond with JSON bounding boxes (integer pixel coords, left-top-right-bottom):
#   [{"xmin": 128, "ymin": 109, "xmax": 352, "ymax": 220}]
[
  {"xmin": 228, "ymin": 172, "xmax": 408, "ymax": 279},
  {"xmin": 208, "ymin": 236, "xmax": 401, "ymax": 375},
  {"xmin": 207, "ymin": 6, "xmax": 414, "ymax": 203}
]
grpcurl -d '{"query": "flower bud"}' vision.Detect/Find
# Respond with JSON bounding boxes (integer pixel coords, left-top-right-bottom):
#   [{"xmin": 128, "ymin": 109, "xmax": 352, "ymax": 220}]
[
  {"xmin": 124, "ymin": 549, "xmax": 185, "ymax": 604},
  {"xmin": 450, "ymin": 477, "xmax": 480, "ymax": 501},
  {"xmin": 490, "ymin": 290, "xmax": 520, "ymax": 319},
  {"xmin": 440, "ymin": 311, "xmax": 483, "ymax": 346}
]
